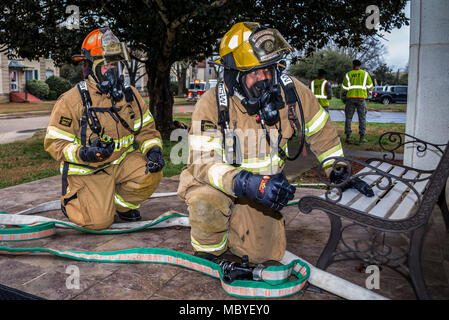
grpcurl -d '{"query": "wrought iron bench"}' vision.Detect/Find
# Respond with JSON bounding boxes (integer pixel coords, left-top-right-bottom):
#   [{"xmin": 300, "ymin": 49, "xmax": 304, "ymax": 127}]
[{"xmin": 298, "ymin": 132, "xmax": 449, "ymax": 299}]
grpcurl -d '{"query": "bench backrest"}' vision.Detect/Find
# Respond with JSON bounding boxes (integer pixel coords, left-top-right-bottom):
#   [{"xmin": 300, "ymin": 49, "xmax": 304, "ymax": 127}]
[{"xmin": 416, "ymin": 139, "xmax": 449, "ymax": 225}]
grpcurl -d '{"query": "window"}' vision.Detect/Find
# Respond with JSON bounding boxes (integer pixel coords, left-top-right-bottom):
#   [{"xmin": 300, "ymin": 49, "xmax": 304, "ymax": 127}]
[
  {"xmin": 189, "ymin": 82, "xmax": 205, "ymax": 90},
  {"xmin": 34, "ymin": 70, "xmax": 38, "ymax": 79},
  {"xmin": 396, "ymin": 87, "xmax": 407, "ymax": 93},
  {"xmin": 45, "ymin": 70, "xmax": 54, "ymax": 79},
  {"xmin": 25, "ymin": 70, "xmax": 34, "ymax": 81}
]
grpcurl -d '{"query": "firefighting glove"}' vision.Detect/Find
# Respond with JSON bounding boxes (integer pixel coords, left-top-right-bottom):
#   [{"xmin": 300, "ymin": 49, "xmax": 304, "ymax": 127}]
[
  {"xmin": 330, "ymin": 166, "xmax": 374, "ymax": 197},
  {"xmin": 79, "ymin": 137, "xmax": 115, "ymax": 162},
  {"xmin": 233, "ymin": 171, "xmax": 296, "ymax": 211},
  {"xmin": 145, "ymin": 146, "xmax": 165, "ymax": 174}
]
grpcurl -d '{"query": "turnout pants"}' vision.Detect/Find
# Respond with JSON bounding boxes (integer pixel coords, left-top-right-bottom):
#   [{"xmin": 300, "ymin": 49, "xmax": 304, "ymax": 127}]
[
  {"xmin": 61, "ymin": 150, "xmax": 162, "ymax": 230},
  {"xmin": 345, "ymin": 98, "xmax": 367, "ymax": 136},
  {"xmin": 182, "ymin": 184, "xmax": 286, "ymax": 264}
]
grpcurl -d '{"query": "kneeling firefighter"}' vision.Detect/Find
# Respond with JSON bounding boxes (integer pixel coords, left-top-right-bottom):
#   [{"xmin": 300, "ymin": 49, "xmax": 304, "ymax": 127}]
[
  {"xmin": 177, "ymin": 22, "xmax": 373, "ymax": 264},
  {"xmin": 44, "ymin": 28, "xmax": 165, "ymax": 230}
]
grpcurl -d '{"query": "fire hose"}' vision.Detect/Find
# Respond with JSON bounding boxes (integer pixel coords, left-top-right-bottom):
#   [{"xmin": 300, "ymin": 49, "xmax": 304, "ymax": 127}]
[{"xmin": 0, "ymin": 192, "xmax": 387, "ymax": 300}]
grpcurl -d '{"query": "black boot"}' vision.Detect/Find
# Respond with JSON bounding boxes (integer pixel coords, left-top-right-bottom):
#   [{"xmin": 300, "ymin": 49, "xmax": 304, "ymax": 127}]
[
  {"xmin": 194, "ymin": 251, "xmax": 221, "ymax": 263},
  {"xmin": 345, "ymin": 134, "xmax": 351, "ymax": 144},
  {"xmin": 117, "ymin": 209, "xmax": 142, "ymax": 222}
]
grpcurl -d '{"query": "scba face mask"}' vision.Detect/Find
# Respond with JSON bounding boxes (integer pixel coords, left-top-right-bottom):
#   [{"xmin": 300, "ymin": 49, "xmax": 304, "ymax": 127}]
[
  {"xmin": 240, "ymin": 67, "xmax": 285, "ymax": 126},
  {"xmin": 96, "ymin": 62, "xmax": 126, "ymax": 102}
]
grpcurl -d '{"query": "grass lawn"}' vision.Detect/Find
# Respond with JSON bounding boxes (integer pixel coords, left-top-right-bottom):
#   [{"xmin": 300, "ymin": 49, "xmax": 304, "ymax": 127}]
[
  {"xmin": 0, "ymin": 101, "xmax": 56, "ymax": 115},
  {"xmin": 0, "ymin": 97, "xmax": 193, "ymax": 117},
  {"xmin": 0, "ymin": 97, "xmax": 404, "ymax": 116},
  {"xmin": 0, "ymin": 130, "xmax": 59, "ymax": 189},
  {"xmin": 334, "ymin": 121, "xmax": 406, "ymax": 153},
  {"xmin": 329, "ymin": 97, "xmax": 406, "ymax": 112},
  {"xmin": 0, "ymin": 94, "xmax": 407, "ymax": 189},
  {"xmin": 143, "ymin": 97, "xmax": 196, "ymax": 106},
  {"xmin": 0, "ymin": 108, "xmax": 405, "ymax": 189},
  {"xmin": 0, "ymin": 130, "xmax": 188, "ymax": 189}
]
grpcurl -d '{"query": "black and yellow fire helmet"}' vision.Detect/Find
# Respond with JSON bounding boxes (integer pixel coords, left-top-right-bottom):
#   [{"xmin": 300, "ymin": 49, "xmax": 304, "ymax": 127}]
[{"xmin": 215, "ymin": 22, "xmax": 293, "ymax": 72}]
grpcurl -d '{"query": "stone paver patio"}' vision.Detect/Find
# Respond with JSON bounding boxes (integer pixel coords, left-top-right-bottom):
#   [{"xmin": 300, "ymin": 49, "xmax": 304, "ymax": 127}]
[{"xmin": 1, "ymin": 173, "xmax": 448, "ymax": 301}]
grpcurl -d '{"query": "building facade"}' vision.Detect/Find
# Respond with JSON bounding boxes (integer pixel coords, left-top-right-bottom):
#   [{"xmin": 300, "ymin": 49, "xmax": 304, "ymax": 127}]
[{"xmin": 0, "ymin": 52, "xmax": 60, "ymax": 103}]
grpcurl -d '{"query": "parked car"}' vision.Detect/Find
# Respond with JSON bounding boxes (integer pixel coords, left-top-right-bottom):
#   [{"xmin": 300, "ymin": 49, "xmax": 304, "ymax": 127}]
[
  {"xmin": 370, "ymin": 85, "xmax": 408, "ymax": 105},
  {"xmin": 368, "ymin": 86, "xmax": 385, "ymax": 101}
]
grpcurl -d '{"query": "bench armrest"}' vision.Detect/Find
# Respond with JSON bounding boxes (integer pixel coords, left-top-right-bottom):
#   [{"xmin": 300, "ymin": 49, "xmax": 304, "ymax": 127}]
[
  {"xmin": 378, "ymin": 131, "xmax": 446, "ymax": 161},
  {"xmin": 317, "ymin": 156, "xmax": 431, "ymax": 204}
]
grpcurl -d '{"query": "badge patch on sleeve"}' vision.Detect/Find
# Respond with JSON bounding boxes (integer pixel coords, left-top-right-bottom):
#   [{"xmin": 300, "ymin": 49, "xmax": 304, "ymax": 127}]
[
  {"xmin": 59, "ymin": 116, "xmax": 72, "ymax": 127},
  {"xmin": 201, "ymin": 120, "xmax": 217, "ymax": 132}
]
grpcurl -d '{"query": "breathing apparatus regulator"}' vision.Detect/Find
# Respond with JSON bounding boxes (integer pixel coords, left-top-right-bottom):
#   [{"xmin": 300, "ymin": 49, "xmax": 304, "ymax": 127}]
[
  {"xmin": 239, "ymin": 65, "xmax": 285, "ymax": 126},
  {"xmin": 213, "ymin": 22, "xmax": 306, "ymax": 165}
]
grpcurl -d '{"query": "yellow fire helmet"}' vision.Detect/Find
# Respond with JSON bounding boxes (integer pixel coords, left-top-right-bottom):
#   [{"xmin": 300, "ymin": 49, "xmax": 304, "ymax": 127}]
[{"xmin": 215, "ymin": 22, "xmax": 293, "ymax": 71}]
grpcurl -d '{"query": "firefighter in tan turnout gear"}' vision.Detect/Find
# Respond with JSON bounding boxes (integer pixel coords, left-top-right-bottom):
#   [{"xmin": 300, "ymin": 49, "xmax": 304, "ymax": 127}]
[
  {"xmin": 44, "ymin": 28, "xmax": 164, "ymax": 230},
  {"xmin": 177, "ymin": 22, "xmax": 373, "ymax": 264}
]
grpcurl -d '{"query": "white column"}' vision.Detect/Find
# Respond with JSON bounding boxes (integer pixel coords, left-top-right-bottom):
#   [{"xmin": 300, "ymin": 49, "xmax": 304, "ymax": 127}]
[{"xmin": 405, "ymin": 0, "xmax": 449, "ymax": 170}]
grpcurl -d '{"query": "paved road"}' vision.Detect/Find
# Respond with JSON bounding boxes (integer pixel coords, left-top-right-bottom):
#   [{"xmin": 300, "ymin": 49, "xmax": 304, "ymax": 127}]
[
  {"xmin": 0, "ymin": 108, "xmax": 406, "ymax": 144},
  {"xmin": 0, "ymin": 115, "xmax": 50, "ymax": 144},
  {"xmin": 174, "ymin": 105, "xmax": 407, "ymax": 123},
  {"xmin": 329, "ymin": 109, "xmax": 406, "ymax": 123}
]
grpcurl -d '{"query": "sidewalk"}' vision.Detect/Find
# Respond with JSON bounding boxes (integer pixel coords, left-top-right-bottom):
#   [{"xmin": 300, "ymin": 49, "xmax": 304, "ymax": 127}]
[{"xmin": 0, "ymin": 110, "xmax": 51, "ymax": 119}]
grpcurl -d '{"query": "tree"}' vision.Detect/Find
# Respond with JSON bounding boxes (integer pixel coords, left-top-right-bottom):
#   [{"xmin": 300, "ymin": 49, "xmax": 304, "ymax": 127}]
[
  {"xmin": 398, "ymin": 72, "xmax": 408, "ymax": 85},
  {"xmin": 288, "ymin": 49, "xmax": 353, "ymax": 84},
  {"xmin": 171, "ymin": 60, "xmax": 190, "ymax": 96},
  {"xmin": 59, "ymin": 64, "xmax": 84, "ymax": 86},
  {"xmin": 333, "ymin": 35, "xmax": 387, "ymax": 72},
  {"xmin": 0, "ymin": 0, "xmax": 408, "ymax": 136},
  {"xmin": 372, "ymin": 63, "xmax": 395, "ymax": 86},
  {"xmin": 123, "ymin": 49, "xmax": 147, "ymax": 88}
]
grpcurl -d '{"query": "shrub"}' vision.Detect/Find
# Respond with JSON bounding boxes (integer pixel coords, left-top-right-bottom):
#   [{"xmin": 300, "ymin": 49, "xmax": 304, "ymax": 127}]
[
  {"xmin": 26, "ymin": 80, "xmax": 49, "ymax": 100},
  {"xmin": 45, "ymin": 76, "xmax": 72, "ymax": 98},
  {"xmin": 333, "ymin": 85, "xmax": 343, "ymax": 99},
  {"xmin": 46, "ymin": 90, "xmax": 58, "ymax": 101}
]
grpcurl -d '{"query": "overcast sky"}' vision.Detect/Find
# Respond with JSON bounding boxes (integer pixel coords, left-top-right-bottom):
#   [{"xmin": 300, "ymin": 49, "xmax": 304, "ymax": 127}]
[{"xmin": 379, "ymin": 1, "xmax": 410, "ymax": 71}]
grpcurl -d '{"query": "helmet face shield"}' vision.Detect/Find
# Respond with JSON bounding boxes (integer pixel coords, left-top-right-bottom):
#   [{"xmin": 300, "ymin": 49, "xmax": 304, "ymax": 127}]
[
  {"xmin": 102, "ymin": 41, "xmax": 131, "ymax": 65},
  {"xmin": 248, "ymin": 28, "xmax": 292, "ymax": 64},
  {"xmin": 216, "ymin": 22, "xmax": 293, "ymax": 71},
  {"xmin": 92, "ymin": 42, "xmax": 130, "ymax": 68}
]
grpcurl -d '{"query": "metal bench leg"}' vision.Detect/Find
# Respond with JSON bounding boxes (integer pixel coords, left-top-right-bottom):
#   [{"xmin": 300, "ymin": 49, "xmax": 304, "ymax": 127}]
[
  {"xmin": 409, "ymin": 226, "xmax": 431, "ymax": 300},
  {"xmin": 316, "ymin": 213, "xmax": 342, "ymax": 270},
  {"xmin": 437, "ymin": 187, "xmax": 449, "ymax": 233}
]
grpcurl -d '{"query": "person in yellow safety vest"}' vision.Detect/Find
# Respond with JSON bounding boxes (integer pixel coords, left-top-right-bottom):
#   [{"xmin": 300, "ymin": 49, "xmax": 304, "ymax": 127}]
[
  {"xmin": 177, "ymin": 22, "xmax": 373, "ymax": 264},
  {"xmin": 342, "ymin": 59, "xmax": 374, "ymax": 144},
  {"xmin": 310, "ymin": 69, "xmax": 332, "ymax": 113},
  {"xmin": 44, "ymin": 28, "xmax": 165, "ymax": 230}
]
